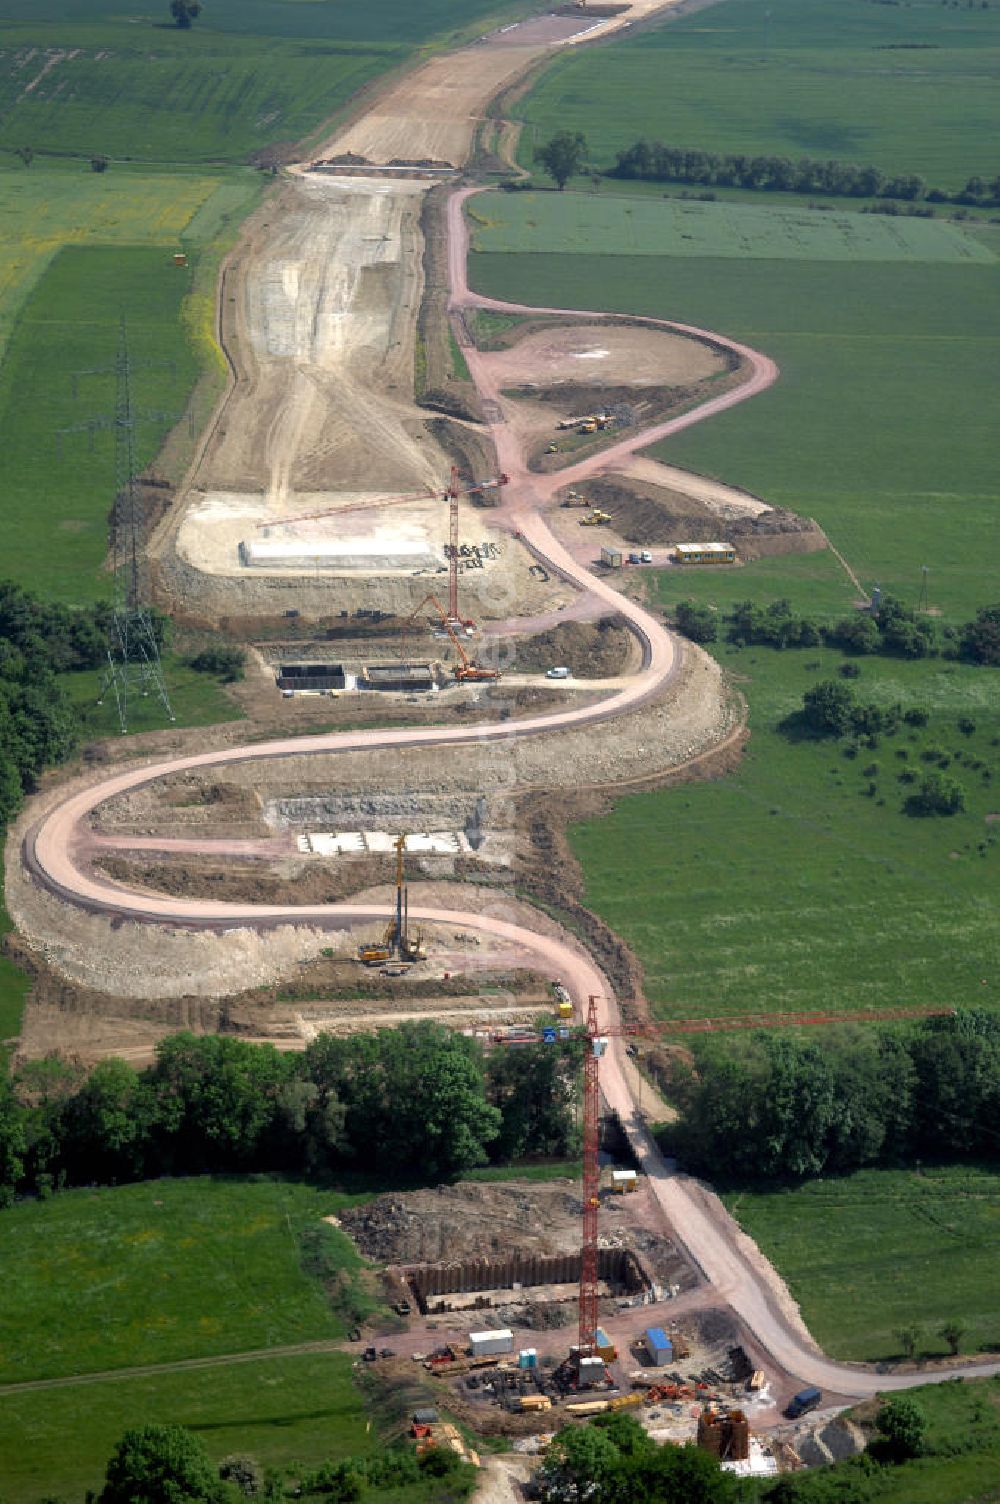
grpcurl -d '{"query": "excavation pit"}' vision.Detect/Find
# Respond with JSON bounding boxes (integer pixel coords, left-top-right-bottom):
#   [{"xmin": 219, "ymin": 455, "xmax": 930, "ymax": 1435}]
[
  {"xmin": 361, "ymin": 662, "xmax": 435, "ymax": 692},
  {"xmin": 277, "ymin": 663, "xmax": 347, "ymax": 691},
  {"xmin": 393, "ymin": 1249, "xmax": 652, "ymax": 1317}
]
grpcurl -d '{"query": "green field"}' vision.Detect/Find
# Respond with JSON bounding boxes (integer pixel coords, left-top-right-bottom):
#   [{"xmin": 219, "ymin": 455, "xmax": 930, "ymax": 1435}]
[
  {"xmin": 724, "ymin": 1167, "xmax": 1000, "ymax": 1362},
  {"xmin": 0, "ymin": 28, "xmax": 398, "ymax": 163},
  {"xmin": 0, "ymin": 1352, "xmax": 373, "ymax": 1504},
  {"xmin": 470, "ymin": 192, "xmax": 994, "ymax": 263},
  {"xmin": 0, "ymin": 0, "xmax": 530, "ymax": 45},
  {"xmin": 0, "ymin": 161, "xmax": 256, "ymax": 352},
  {"xmin": 834, "ymin": 1376, "xmax": 1000, "ymax": 1504},
  {"xmin": 0, "ymin": 242, "xmax": 208, "ymax": 604},
  {"xmin": 0, "ymin": 1177, "xmax": 369, "ymax": 1382},
  {"xmin": 471, "ymin": 237, "xmax": 1000, "ymax": 616},
  {"xmin": 65, "ymin": 654, "xmax": 243, "ymax": 736},
  {"xmin": 518, "ymin": 0, "xmax": 1000, "ymax": 190},
  {"xmin": 570, "ymin": 634, "xmax": 999, "ymax": 1021},
  {"xmin": 0, "ymin": 0, "xmax": 539, "ymax": 164}
]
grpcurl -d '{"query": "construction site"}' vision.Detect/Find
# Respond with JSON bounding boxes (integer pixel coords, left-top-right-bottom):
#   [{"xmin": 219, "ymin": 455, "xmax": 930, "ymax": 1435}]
[{"xmin": 8, "ymin": 2, "xmax": 967, "ymax": 1493}]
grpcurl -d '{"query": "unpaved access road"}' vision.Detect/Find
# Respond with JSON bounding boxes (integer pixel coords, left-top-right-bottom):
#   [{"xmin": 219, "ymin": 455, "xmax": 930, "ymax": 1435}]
[{"xmin": 17, "ymin": 0, "xmax": 999, "ymax": 1412}]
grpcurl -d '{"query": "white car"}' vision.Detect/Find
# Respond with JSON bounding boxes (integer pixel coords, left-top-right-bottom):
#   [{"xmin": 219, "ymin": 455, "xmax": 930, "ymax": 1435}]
[
  {"xmin": 546, "ymin": 666, "xmax": 570, "ymax": 680},
  {"xmin": 640, "ymin": 550, "xmax": 653, "ymax": 564}
]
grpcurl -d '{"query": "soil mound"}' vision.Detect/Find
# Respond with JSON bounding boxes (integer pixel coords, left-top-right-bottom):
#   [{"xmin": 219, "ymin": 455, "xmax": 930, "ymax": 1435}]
[
  {"xmin": 340, "ymin": 1182, "xmax": 582, "ymax": 1264},
  {"xmin": 512, "ymin": 616, "xmax": 631, "ymax": 678}
]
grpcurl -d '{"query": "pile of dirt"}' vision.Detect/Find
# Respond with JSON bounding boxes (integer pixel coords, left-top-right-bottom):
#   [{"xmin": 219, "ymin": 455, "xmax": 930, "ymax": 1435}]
[
  {"xmin": 511, "ymin": 616, "xmax": 631, "ymax": 678},
  {"xmin": 576, "ymin": 477, "xmax": 822, "ymax": 554},
  {"xmin": 576, "ymin": 478, "xmax": 709, "ymax": 545},
  {"xmin": 317, "ymin": 151, "xmax": 371, "ymax": 167},
  {"xmin": 341, "ymin": 1182, "xmax": 583, "ymax": 1264}
]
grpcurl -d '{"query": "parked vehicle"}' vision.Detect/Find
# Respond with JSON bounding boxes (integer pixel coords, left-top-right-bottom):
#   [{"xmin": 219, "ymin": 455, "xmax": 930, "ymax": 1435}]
[
  {"xmin": 785, "ymin": 1386, "xmax": 822, "ymax": 1419},
  {"xmin": 546, "ymin": 666, "xmax": 570, "ymax": 679}
]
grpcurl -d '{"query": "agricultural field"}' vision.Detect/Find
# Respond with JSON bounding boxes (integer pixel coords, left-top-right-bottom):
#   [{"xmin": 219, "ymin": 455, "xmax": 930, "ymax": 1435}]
[
  {"xmin": 0, "ymin": 1352, "xmax": 373, "ymax": 1504},
  {"xmin": 0, "ymin": 1177, "xmax": 370, "ymax": 1382},
  {"xmin": 0, "ymin": 242, "xmax": 203, "ymax": 604},
  {"xmin": 470, "ymin": 236, "xmax": 1000, "ymax": 615},
  {"xmin": 517, "ymin": 0, "xmax": 1000, "ymax": 190},
  {"xmin": 0, "ymin": 29, "xmax": 398, "ymax": 164},
  {"xmin": 0, "ymin": 0, "xmax": 540, "ymax": 163},
  {"xmin": 0, "ymin": 160, "xmax": 256, "ymax": 354},
  {"xmin": 0, "ymin": 0, "xmax": 531, "ymax": 46},
  {"xmin": 724, "ymin": 1166, "xmax": 1000, "ymax": 1362},
  {"xmin": 469, "ymin": 192, "xmax": 994, "ymax": 263}
]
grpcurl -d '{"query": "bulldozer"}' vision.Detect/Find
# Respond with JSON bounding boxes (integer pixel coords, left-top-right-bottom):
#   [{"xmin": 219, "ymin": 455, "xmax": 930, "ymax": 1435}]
[{"xmin": 580, "ymin": 509, "xmax": 612, "ymax": 527}]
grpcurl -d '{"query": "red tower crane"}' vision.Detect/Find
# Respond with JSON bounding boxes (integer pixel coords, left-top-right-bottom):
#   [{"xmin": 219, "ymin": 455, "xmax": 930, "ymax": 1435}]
[
  {"xmin": 578, "ymin": 996, "xmax": 656, "ymax": 1368},
  {"xmin": 579, "ymin": 993, "xmax": 605, "ymax": 1360},
  {"xmin": 443, "ymin": 465, "xmax": 508, "ymax": 624},
  {"xmin": 253, "ymin": 488, "xmax": 435, "ymax": 531}
]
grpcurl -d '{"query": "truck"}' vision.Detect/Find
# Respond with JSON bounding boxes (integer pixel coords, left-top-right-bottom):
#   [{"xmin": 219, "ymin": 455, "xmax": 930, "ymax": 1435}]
[{"xmin": 785, "ymin": 1386, "xmax": 822, "ymax": 1419}]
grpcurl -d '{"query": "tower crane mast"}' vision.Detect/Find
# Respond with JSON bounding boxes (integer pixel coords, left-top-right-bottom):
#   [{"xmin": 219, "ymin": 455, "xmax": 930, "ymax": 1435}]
[{"xmin": 443, "ymin": 465, "xmax": 508, "ymax": 624}]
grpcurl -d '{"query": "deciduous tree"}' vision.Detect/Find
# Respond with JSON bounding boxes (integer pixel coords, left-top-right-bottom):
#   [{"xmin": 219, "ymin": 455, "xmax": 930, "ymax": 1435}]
[
  {"xmin": 100, "ymin": 1425, "xmax": 224, "ymax": 1504},
  {"xmin": 170, "ymin": 0, "xmax": 203, "ymax": 27},
  {"xmin": 534, "ymin": 131, "xmax": 588, "ymax": 190}
]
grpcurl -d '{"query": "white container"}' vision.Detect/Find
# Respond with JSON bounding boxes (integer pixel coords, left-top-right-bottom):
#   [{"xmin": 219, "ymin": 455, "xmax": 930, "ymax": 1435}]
[{"xmin": 469, "ymin": 1328, "xmax": 514, "ymax": 1358}]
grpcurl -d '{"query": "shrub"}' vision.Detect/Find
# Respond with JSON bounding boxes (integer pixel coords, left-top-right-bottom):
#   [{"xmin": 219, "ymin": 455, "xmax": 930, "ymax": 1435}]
[
  {"xmin": 904, "ymin": 771, "xmax": 966, "ymax": 817},
  {"xmin": 187, "ymin": 646, "xmax": 246, "ymax": 682}
]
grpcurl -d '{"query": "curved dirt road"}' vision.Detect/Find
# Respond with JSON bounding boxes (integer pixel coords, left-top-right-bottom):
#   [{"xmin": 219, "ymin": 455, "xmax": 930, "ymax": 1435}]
[{"xmin": 19, "ymin": 22, "xmax": 999, "ymax": 1408}]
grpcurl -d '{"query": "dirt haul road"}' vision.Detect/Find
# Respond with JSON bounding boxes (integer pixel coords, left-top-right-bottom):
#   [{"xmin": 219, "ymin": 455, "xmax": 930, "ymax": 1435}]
[{"xmin": 18, "ymin": 0, "xmax": 1000, "ymax": 1409}]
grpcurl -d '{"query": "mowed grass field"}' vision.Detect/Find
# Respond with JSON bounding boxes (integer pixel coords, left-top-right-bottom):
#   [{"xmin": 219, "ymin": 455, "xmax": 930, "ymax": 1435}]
[
  {"xmin": 0, "ymin": 1177, "xmax": 368, "ymax": 1382},
  {"xmin": 0, "ymin": 1352, "xmax": 373, "ymax": 1504},
  {"xmin": 518, "ymin": 0, "xmax": 1000, "ymax": 189},
  {"xmin": 724, "ymin": 1167, "xmax": 1000, "ymax": 1362},
  {"xmin": 470, "ymin": 192, "xmax": 994, "ymax": 263}
]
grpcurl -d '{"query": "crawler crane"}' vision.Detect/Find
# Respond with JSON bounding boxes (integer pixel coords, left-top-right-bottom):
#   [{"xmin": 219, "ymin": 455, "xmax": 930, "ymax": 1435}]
[{"xmin": 402, "ymin": 592, "xmax": 501, "ymax": 684}]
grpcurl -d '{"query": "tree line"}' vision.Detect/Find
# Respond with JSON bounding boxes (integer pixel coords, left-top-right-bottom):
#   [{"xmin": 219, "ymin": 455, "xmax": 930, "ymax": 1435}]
[
  {"xmin": 78, "ymin": 1419, "xmax": 475, "ymax": 1504},
  {"xmin": 0, "ymin": 1023, "xmax": 582, "ymax": 1206},
  {"xmin": 0, "ymin": 583, "xmax": 115, "ymax": 825},
  {"xmin": 668, "ymin": 1011, "xmax": 1000, "ymax": 1184},
  {"xmin": 609, "ymin": 140, "xmax": 1000, "ymax": 207},
  {"xmin": 674, "ymin": 594, "xmax": 1000, "ymax": 665}
]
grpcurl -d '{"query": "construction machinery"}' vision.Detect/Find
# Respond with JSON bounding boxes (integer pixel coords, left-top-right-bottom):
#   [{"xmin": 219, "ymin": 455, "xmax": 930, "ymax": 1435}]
[
  {"xmin": 402, "ymin": 593, "xmax": 501, "ymax": 683},
  {"xmin": 358, "ymin": 833, "xmax": 426, "ymax": 966},
  {"xmin": 560, "ymin": 490, "xmax": 588, "ymax": 508},
  {"xmin": 442, "ymin": 465, "xmax": 508, "ymax": 626},
  {"xmin": 580, "ymin": 509, "xmax": 612, "ymax": 527}
]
